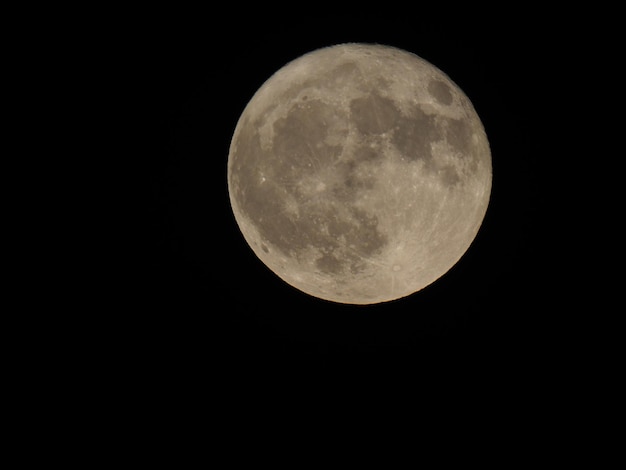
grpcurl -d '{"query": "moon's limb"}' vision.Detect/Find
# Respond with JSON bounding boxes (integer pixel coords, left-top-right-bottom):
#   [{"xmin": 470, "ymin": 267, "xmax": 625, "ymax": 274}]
[{"xmin": 228, "ymin": 43, "xmax": 491, "ymax": 304}]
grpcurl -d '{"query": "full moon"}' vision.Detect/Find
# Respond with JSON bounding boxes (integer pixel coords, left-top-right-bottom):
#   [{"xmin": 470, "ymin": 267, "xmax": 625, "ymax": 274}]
[{"xmin": 227, "ymin": 43, "xmax": 491, "ymax": 304}]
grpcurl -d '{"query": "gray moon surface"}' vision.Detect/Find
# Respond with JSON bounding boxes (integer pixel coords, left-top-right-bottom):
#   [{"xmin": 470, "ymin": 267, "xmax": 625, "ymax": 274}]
[{"xmin": 227, "ymin": 43, "xmax": 491, "ymax": 304}]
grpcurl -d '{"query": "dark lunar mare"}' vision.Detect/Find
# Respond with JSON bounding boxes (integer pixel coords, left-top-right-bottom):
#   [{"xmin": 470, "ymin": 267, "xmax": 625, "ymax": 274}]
[{"xmin": 232, "ymin": 99, "xmax": 389, "ymax": 276}]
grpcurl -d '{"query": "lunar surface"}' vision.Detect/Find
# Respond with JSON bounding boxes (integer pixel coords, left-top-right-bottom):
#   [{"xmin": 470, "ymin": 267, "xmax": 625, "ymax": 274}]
[{"xmin": 227, "ymin": 43, "xmax": 491, "ymax": 304}]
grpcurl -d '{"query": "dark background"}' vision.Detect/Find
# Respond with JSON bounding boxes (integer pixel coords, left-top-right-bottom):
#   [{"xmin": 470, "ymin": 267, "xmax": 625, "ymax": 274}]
[{"xmin": 131, "ymin": 13, "xmax": 573, "ymax": 381}]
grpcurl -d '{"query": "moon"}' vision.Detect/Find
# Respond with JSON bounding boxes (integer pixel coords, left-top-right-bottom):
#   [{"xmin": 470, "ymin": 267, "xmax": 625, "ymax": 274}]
[{"xmin": 227, "ymin": 43, "xmax": 491, "ymax": 304}]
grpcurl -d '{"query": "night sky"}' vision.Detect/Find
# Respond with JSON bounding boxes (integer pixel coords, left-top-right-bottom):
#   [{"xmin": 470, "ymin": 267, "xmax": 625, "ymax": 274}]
[{"xmin": 133, "ymin": 14, "xmax": 570, "ymax": 381}]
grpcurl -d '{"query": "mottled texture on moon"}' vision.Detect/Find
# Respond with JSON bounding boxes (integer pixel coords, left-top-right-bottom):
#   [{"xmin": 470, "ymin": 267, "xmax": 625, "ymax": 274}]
[{"xmin": 228, "ymin": 44, "xmax": 491, "ymax": 304}]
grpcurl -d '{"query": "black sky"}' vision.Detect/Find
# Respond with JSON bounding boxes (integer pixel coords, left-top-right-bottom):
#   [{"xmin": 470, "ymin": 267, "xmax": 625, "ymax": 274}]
[{"xmin": 134, "ymin": 14, "xmax": 568, "ymax": 379}]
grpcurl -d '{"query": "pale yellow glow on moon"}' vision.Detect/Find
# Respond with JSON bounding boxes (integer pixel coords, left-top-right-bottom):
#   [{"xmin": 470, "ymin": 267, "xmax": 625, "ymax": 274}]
[{"xmin": 228, "ymin": 43, "xmax": 491, "ymax": 304}]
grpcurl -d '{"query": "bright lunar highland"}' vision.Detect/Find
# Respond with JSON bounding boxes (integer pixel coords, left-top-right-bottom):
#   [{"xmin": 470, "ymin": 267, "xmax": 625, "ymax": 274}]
[{"xmin": 228, "ymin": 43, "xmax": 492, "ymax": 304}]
